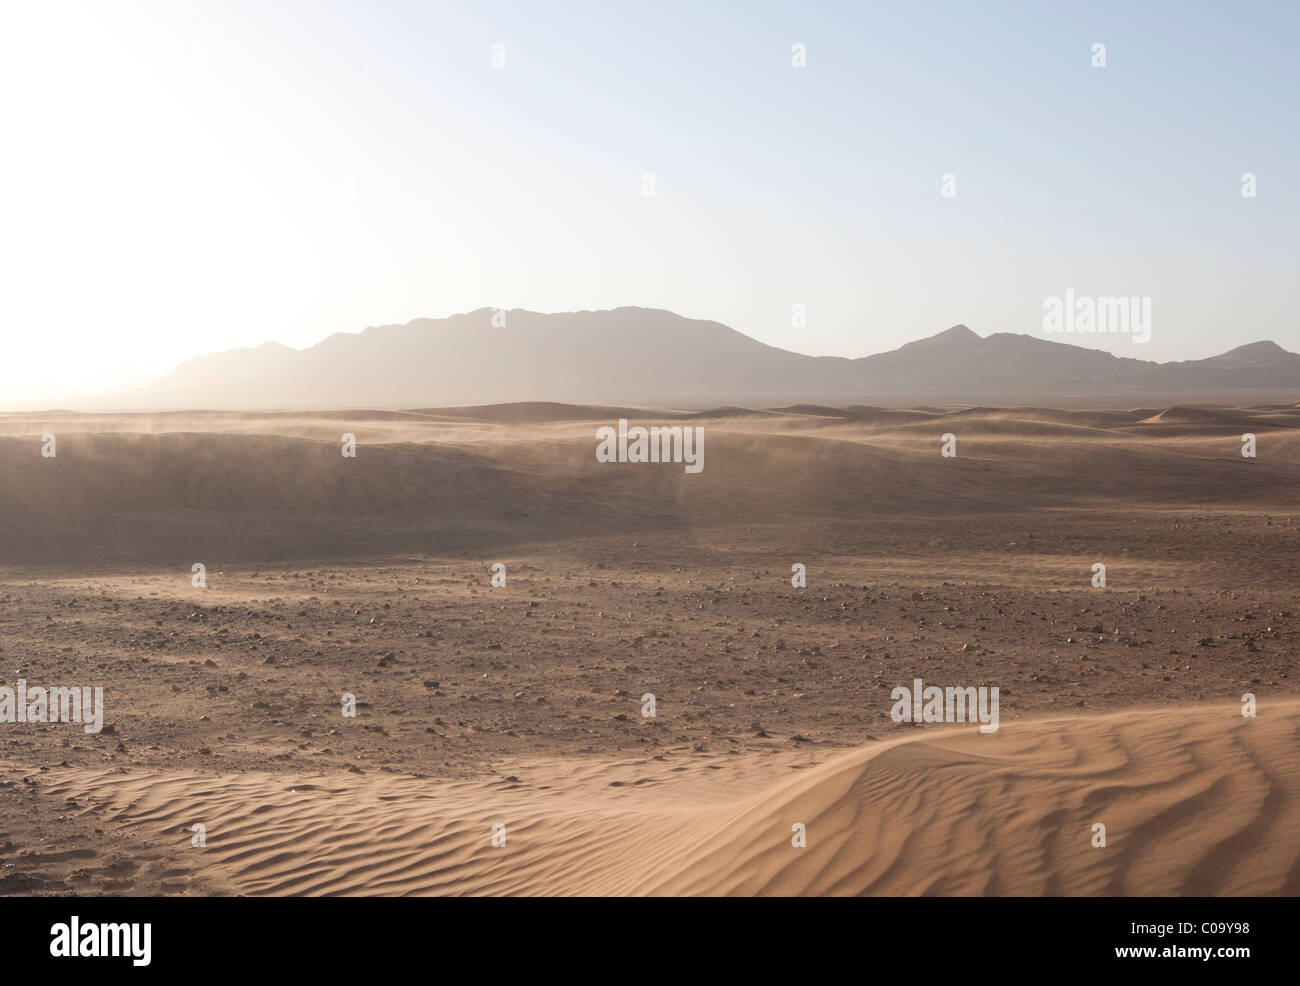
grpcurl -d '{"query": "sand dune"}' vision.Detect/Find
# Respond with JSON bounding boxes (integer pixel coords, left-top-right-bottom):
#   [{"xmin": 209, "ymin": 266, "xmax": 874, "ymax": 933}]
[
  {"xmin": 35, "ymin": 701, "xmax": 1299, "ymax": 896},
  {"xmin": 1139, "ymin": 405, "xmax": 1263, "ymax": 427},
  {"xmin": 1, "ymin": 403, "xmax": 1297, "ymax": 567}
]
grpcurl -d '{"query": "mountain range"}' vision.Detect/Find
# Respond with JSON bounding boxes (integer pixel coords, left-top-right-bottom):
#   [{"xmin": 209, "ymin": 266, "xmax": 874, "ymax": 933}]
[{"xmin": 97, "ymin": 308, "xmax": 1300, "ymax": 408}]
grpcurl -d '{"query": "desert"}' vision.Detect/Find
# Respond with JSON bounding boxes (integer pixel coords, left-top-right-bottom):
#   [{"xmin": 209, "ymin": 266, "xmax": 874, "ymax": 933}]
[{"xmin": 1, "ymin": 400, "xmax": 1296, "ymax": 895}]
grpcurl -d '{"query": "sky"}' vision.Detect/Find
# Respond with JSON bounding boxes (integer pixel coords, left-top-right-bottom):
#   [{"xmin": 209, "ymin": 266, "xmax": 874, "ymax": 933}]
[{"xmin": 1, "ymin": 0, "xmax": 1296, "ymax": 400}]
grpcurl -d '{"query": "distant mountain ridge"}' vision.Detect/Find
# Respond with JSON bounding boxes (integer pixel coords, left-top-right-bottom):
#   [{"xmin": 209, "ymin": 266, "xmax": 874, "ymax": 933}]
[{"xmin": 128, "ymin": 308, "xmax": 1300, "ymax": 408}]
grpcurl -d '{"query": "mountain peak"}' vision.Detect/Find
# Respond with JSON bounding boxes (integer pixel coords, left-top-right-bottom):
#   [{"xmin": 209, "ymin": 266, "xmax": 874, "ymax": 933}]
[
  {"xmin": 1220, "ymin": 340, "xmax": 1284, "ymax": 357},
  {"xmin": 931, "ymin": 324, "xmax": 982, "ymax": 345},
  {"xmin": 1198, "ymin": 340, "xmax": 1289, "ymax": 369},
  {"xmin": 893, "ymin": 323, "xmax": 984, "ymax": 355}
]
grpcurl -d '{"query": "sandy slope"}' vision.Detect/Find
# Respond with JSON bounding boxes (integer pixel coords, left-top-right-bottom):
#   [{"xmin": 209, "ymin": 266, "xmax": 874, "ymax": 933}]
[{"xmin": 36, "ymin": 701, "xmax": 1300, "ymax": 896}]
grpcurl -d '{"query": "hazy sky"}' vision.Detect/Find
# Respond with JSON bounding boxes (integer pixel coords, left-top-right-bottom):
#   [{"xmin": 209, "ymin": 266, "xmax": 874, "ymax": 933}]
[{"xmin": 1, "ymin": 0, "xmax": 1296, "ymax": 400}]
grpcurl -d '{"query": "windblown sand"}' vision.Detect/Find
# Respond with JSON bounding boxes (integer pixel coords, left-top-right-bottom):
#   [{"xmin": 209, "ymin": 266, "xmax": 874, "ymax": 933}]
[{"xmin": 1, "ymin": 403, "xmax": 1297, "ymax": 895}]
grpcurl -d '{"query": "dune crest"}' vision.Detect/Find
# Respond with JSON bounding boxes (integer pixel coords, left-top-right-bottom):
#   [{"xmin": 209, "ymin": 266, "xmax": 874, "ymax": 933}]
[{"xmin": 42, "ymin": 701, "xmax": 1300, "ymax": 896}]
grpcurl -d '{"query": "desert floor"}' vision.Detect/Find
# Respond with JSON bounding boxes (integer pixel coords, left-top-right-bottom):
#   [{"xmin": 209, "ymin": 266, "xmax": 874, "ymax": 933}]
[{"xmin": 0, "ymin": 402, "xmax": 1297, "ymax": 895}]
